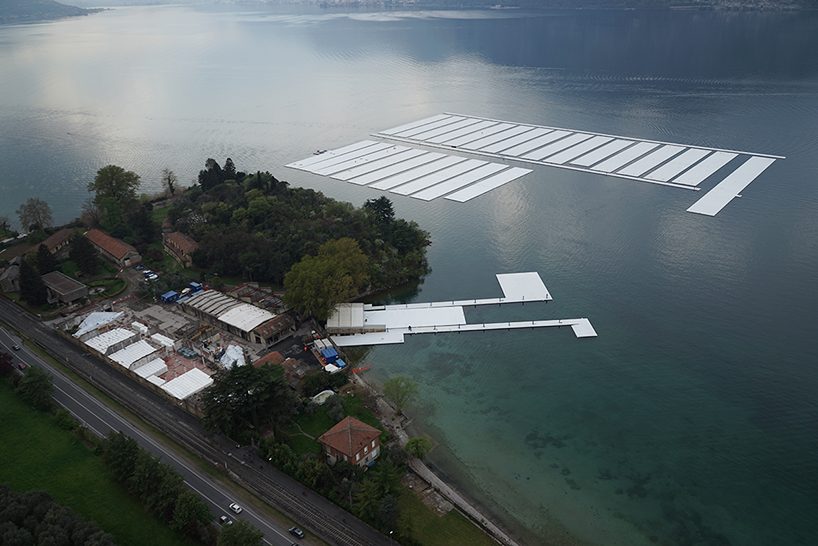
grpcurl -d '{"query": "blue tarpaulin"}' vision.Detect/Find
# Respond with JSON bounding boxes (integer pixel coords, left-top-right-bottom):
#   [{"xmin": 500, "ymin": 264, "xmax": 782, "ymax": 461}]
[{"xmin": 320, "ymin": 347, "xmax": 338, "ymax": 363}]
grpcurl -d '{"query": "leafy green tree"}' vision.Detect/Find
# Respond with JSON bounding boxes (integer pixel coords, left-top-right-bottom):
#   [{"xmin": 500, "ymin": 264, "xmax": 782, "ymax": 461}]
[
  {"xmin": 217, "ymin": 518, "xmax": 264, "ymax": 546},
  {"xmin": 0, "ymin": 214, "xmax": 12, "ymax": 234},
  {"xmin": 15, "ymin": 365, "xmax": 53, "ymax": 411},
  {"xmin": 283, "ymin": 238, "xmax": 369, "ymax": 321},
  {"xmin": 170, "ymin": 490, "xmax": 212, "ymax": 533},
  {"xmin": 98, "ymin": 196, "xmax": 123, "ymax": 231},
  {"xmin": 382, "ymin": 376, "xmax": 419, "ymax": 415},
  {"xmin": 69, "ymin": 232, "xmax": 99, "ymax": 276},
  {"xmin": 127, "ymin": 204, "xmax": 156, "ymax": 243},
  {"xmin": 36, "ymin": 243, "xmax": 59, "ymax": 274},
  {"xmin": 16, "ymin": 197, "xmax": 53, "ymax": 232},
  {"xmin": 201, "ymin": 363, "xmax": 298, "ymax": 437},
  {"xmin": 18, "ymin": 258, "xmax": 48, "ymax": 306},
  {"xmin": 88, "ymin": 165, "xmax": 141, "ymax": 207},
  {"xmin": 127, "ymin": 450, "xmax": 185, "ymax": 518},
  {"xmin": 162, "ymin": 168, "xmax": 178, "ymax": 196},
  {"xmin": 198, "ymin": 158, "xmax": 222, "ymax": 191},
  {"xmin": 406, "ymin": 436, "xmax": 432, "ymax": 459},
  {"xmin": 102, "ymin": 431, "xmax": 141, "ymax": 483}
]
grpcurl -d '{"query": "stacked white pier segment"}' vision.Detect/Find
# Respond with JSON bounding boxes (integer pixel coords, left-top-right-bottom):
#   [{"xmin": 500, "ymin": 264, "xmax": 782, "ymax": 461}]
[
  {"xmin": 374, "ymin": 113, "xmax": 785, "ymax": 215},
  {"xmin": 285, "ymin": 136, "xmax": 532, "ymax": 203},
  {"xmin": 330, "ymin": 272, "xmax": 597, "ymax": 347}
]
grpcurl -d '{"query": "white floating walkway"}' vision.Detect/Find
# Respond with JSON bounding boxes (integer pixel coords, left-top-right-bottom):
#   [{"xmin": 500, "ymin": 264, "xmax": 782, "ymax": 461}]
[
  {"xmin": 286, "ymin": 113, "xmax": 782, "ymax": 215},
  {"xmin": 686, "ymin": 156, "xmax": 776, "ymax": 216},
  {"xmin": 371, "ymin": 113, "xmax": 785, "ymax": 215},
  {"xmin": 286, "ymin": 141, "xmax": 531, "ymax": 203},
  {"xmin": 330, "ymin": 272, "xmax": 595, "ymax": 347}
]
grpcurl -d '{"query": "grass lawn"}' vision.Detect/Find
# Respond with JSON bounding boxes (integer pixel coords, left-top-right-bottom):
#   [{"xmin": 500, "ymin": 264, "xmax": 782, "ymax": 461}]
[
  {"xmin": 287, "ymin": 392, "xmax": 389, "ymax": 457},
  {"xmin": 88, "ymin": 276, "xmax": 127, "ymax": 298},
  {"xmin": 0, "ymin": 379, "xmax": 196, "ymax": 546},
  {"xmin": 399, "ymin": 485, "xmax": 496, "ymax": 546},
  {"xmin": 151, "ymin": 204, "xmax": 172, "ymax": 224}
]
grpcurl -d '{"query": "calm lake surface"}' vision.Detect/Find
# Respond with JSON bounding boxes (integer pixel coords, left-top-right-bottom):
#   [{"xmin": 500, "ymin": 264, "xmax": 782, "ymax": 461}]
[{"xmin": 2, "ymin": 6, "xmax": 818, "ymax": 545}]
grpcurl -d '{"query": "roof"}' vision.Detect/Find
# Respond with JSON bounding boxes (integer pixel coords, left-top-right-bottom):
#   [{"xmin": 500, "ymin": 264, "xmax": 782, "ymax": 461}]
[
  {"xmin": 150, "ymin": 333, "xmax": 175, "ymax": 348},
  {"xmin": 42, "ymin": 271, "xmax": 86, "ymax": 295},
  {"xmin": 317, "ymin": 416, "xmax": 381, "ymax": 457},
  {"xmin": 84, "ymin": 228, "xmax": 137, "ymax": 260},
  {"xmin": 220, "ymin": 305, "xmax": 275, "ymax": 333},
  {"xmin": 166, "ymin": 232, "xmax": 200, "ymax": 255},
  {"xmin": 253, "ymin": 314, "xmax": 295, "ymax": 338},
  {"xmin": 41, "ymin": 228, "xmax": 73, "ymax": 251},
  {"xmin": 74, "ymin": 311, "xmax": 124, "ymax": 338},
  {"xmin": 161, "ymin": 368, "xmax": 213, "ymax": 400},
  {"xmin": 327, "ymin": 303, "xmax": 365, "ymax": 330},
  {"xmin": 253, "ymin": 351, "xmax": 284, "ymax": 368},
  {"xmin": 183, "ymin": 289, "xmax": 276, "ymax": 333},
  {"xmin": 109, "ymin": 340, "xmax": 158, "ymax": 369},
  {"xmin": 135, "ymin": 358, "xmax": 168, "ymax": 378},
  {"xmin": 85, "ymin": 328, "xmax": 137, "ymax": 352}
]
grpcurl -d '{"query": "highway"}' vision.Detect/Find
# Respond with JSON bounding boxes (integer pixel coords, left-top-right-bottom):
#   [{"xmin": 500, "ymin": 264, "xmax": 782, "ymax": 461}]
[{"xmin": 0, "ymin": 297, "xmax": 391, "ymax": 546}]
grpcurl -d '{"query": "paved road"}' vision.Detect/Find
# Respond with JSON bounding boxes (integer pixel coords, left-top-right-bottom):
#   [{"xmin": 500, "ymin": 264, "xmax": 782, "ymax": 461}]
[
  {"xmin": 0, "ymin": 327, "xmax": 301, "ymax": 546},
  {"xmin": 0, "ymin": 297, "xmax": 392, "ymax": 546}
]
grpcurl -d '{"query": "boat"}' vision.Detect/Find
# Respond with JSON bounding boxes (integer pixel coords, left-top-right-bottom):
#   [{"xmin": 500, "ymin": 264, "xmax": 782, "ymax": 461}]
[{"xmin": 313, "ymin": 149, "xmax": 327, "ymax": 155}]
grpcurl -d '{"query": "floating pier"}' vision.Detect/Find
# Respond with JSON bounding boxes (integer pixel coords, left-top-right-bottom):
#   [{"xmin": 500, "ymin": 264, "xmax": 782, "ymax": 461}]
[
  {"xmin": 286, "ymin": 113, "xmax": 782, "ymax": 215},
  {"xmin": 328, "ymin": 272, "xmax": 595, "ymax": 347}
]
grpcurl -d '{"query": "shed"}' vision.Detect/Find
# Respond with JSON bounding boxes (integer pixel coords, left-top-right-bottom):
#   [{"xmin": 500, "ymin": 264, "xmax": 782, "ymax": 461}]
[
  {"xmin": 320, "ymin": 347, "xmax": 339, "ymax": 363},
  {"xmin": 161, "ymin": 291, "xmax": 179, "ymax": 303}
]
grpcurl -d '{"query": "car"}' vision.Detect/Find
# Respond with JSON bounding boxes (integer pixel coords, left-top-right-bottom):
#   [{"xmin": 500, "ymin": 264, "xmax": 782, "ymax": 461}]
[
  {"xmin": 289, "ymin": 527, "xmax": 305, "ymax": 539},
  {"xmin": 18, "ymin": 363, "xmax": 27, "ymax": 371},
  {"xmin": 229, "ymin": 503, "xmax": 242, "ymax": 514},
  {"xmin": 135, "ymin": 265, "xmax": 144, "ymax": 271},
  {"xmin": 147, "ymin": 274, "xmax": 159, "ymax": 281},
  {"xmin": 219, "ymin": 515, "xmax": 232, "ymax": 525},
  {"xmin": 12, "ymin": 344, "xmax": 20, "ymax": 350}
]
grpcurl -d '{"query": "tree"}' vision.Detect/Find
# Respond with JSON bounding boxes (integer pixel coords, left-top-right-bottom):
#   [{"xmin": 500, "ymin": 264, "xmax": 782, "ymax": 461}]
[
  {"xmin": 170, "ymin": 490, "xmax": 212, "ymax": 533},
  {"xmin": 127, "ymin": 450, "xmax": 184, "ymax": 518},
  {"xmin": 364, "ymin": 196, "xmax": 395, "ymax": 227},
  {"xmin": 222, "ymin": 158, "xmax": 237, "ymax": 181},
  {"xmin": 217, "ymin": 518, "xmax": 264, "ymax": 546},
  {"xmin": 36, "ymin": 244, "xmax": 59, "ymax": 274},
  {"xmin": 0, "ymin": 352, "xmax": 14, "ymax": 377},
  {"xmin": 198, "ymin": 158, "xmax": 222, "ymax": 191},
  {"xmin": 376, "ymin": 494, "xmax": 401, "ymax": 532},
  {"xmin": 200, "ymin": 363, "xmax": 299, "ymax": 437},
  {"xmin": 162, "ymin": 168, "xmax": 178, "ymax": 196},
  {"xmin": 102, "ymin": 431, "xmax": 142, "ymax": 483},
  {"xmin": 18, "ymin": 258, "xmax": 48, "ymax": 306},
  {"xmin": 382, "ymin": 376, "xmax": 419, "ymax": 414},
  {"xmin": 16, "ymin": 197, "xmax": 53, "ymax": 232},
  {"xmin": 98, "ymin": 196, "xmax": 123, "ymax": 231},
  {"xmin": 80, "ymin": 198, "xmax": 102, "ymax": 228},
  {"xmin": 0, "ymin": 214, "xmax": 11, "ymax": 233},
  {"xmin": 88, "ymin": 165, "xmax": 141, "ymax": 206},
  {"xmin": 405, "ymin": 436, "xmax": 432, "ymax": 459},
  {"xmin": 69, "ymin": 232, "xmax": 99, "ymax": 276},
  {"xmin": 15, "ymin": 365, "xmax": 53, "ymax": 411},
  {"xmin": 283, "ymin": 238, "xmax": 369, "ymax": 321}
]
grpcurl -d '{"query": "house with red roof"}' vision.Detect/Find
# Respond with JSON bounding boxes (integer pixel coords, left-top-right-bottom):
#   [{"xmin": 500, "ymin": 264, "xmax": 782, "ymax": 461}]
[
  {"xmin": 317, "ymin": 416, "xmax": 381, "ymax": 467},
  {"xmin": 84, "ymin": 229, "xmax": 141, "ymax": 268},
  {"xmin": 41, "ymin": 228, "xmax": 73, "ymax": 255},
  {"xmin": 163, "ymin": 231, "xmax": 200, "ymax": 268}
]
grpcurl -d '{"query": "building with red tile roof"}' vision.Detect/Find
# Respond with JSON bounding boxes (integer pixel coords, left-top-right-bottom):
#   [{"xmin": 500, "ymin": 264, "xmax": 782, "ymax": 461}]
[
  {"xmin": 84, "ymin": 229, "xmax": 141, "ymax": 267},
  {"xmin": 317, "ymin": 416, "xmax": 381, "ymax": 467},
  {"xmin": 41, "ymin": 228, "xmax": 73, "ymax": 254},
  {"xmin": 252, "ymin": 351, "xmax": 285, "ymax": 367},
  {"xmin": 163, "ymin": 231, "xmax": 200, "ymax": 268}
]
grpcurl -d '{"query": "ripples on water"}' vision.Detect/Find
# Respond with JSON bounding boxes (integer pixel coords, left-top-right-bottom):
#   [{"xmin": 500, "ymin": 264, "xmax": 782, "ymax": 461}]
[{"xmin": 2, "ymin": 6, "xmax": 818, "ymax": 546}]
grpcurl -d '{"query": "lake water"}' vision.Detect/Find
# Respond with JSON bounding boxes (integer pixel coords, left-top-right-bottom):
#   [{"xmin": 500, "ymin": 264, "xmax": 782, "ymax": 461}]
[{"xmin": 2, "ymin": 6, "xmax": 817, "ymax": 545}]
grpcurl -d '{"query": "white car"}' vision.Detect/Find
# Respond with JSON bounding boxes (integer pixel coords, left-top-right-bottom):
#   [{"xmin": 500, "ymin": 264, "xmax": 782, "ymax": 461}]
[{"xmin": 229, "ymin": 503, "xmax": 242, "ymax": 514}]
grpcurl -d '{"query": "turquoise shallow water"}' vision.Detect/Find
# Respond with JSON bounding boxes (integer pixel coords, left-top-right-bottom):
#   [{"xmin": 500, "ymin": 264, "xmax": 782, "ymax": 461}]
[{"xmin": 2, "ymin": 6, "xmax": 818, "ymax": 545}]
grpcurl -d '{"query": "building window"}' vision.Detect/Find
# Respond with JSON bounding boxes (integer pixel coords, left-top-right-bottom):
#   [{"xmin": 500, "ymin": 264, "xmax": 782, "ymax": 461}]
[
  {"xmin": 364, "ymin": 446, "xmax": 368, "ymax": 454},
  {"xmin": 343, "ymin": 455, "xmax": 347, "ymax": 462},
  {"xmin": 372, "ymin": 440, "xmax": 376, "ymax": 448},
  {"xmin": 356, "ymin": 453, "xmax": 360, "ymax": 461}
]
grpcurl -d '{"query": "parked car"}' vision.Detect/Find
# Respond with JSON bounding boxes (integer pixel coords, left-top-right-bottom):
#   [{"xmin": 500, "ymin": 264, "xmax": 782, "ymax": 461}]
[
  {"xmin": 135, "ymin": 265, "xmax": 144, "ymax": 271},
  {"xmin": 148, "ymin": 274, "xmax": 159, "ymax": 281},
  {"xmin": 12, "ymin": 344, "xmax": 21, "ymax": 350},
  {"xmin": 289, "ymin": 527, "xmax": 305, "ymax": 539},
  {"xmin": 229, "ymin": 503, "xmax": 242, "ymax": 514},
  {"xmin": 18, "ymin": 363, "xmax": 26, "ymax": 371},
  {"xmin": 219, "ymin": 516, "xmax": 232, "ymax": 525}
]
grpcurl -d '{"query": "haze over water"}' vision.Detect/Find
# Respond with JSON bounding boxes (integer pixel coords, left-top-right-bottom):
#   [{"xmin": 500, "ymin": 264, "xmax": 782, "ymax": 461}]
[{"xmin": 2, "ymin": 6, "xmax": 817, "ymax": 545}]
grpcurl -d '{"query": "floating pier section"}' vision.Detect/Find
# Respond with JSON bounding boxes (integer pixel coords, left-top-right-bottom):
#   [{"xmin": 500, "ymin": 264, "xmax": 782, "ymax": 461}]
[
  {"xmin": 329, "ymin": 272, "xmax": 596, "ymax": 347},
  {"xmin": 286, "ymin": 113, "xmax": 783, "ymax": 216}
]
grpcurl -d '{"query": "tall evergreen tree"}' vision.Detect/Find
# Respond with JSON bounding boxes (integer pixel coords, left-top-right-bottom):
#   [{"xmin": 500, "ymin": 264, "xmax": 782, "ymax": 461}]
[
  {"xmin": 19, "ymin": 258, "xmax": 48, "ymax": 305},
  {"xmin": 36, "ymin": 243, "xmax": 59, "ymax": 274},
  {"xmin": 69, "ymin": 232, "xmax": 99, "ymax": 275}
]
